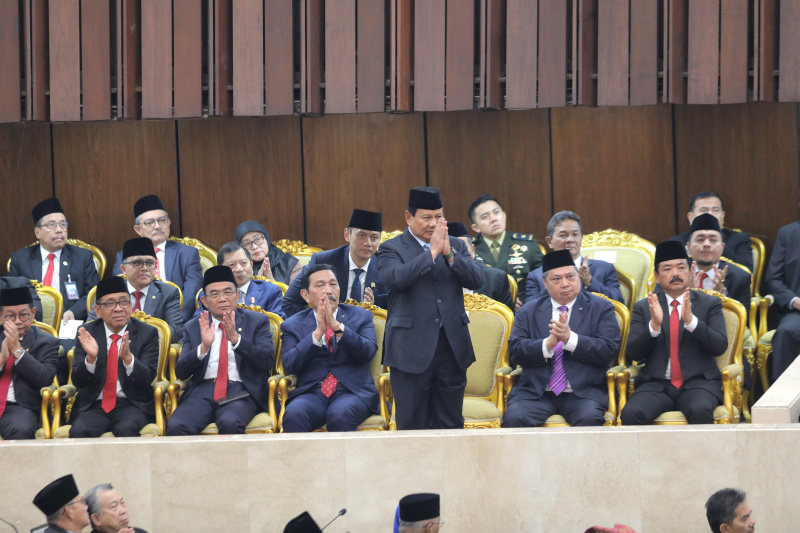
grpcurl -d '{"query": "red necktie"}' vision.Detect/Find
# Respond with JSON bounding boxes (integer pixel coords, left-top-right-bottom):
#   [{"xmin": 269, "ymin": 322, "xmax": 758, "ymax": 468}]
[
  {"xmin": 698, "ymin": 271, "xmax": 708, "ymax": 289},
  {"xmin": 154, "ymin": 247, "xmax": 162, "ymax": 278},
  {"xmin": 102, "ymin": 334, "xmax": 122, "ymax": 413},
  {"xmin": 132, "ymin": 291, "xmax": 144, "ymax": 313},
  {"xmin": 214, "ymin": 324, "xmax": 228, "ymax": 401},
  {"xmin": 321, "ymin": 327, "xmax": 337, "ymax": 397},
  {"xmin": 43, "ymin": 253, "xmax": 56, "ymax": 287},
  {"xmin": 324, "ymin": 326, "xmax": 334, "ymax": 353},
  {"xmin": 0, "ymin": 355, "xmax": 16, "ymax": 417},
  {"xmin": 669, "ymin": 300, "xmax": 683, "ymax": 389}
]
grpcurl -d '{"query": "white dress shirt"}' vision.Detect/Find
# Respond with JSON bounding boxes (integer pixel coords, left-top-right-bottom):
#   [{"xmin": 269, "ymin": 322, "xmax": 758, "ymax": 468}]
[
  {"xmin": 346, "ymin": 254, "xmax": 370, "ymax": 300},
  {"xmin": 648, "ymin": 293, "xmax": 698, "ymax": 379},
  {"xmin": 85, "ymin": 323, "xmax": 135, "ymax": 400},
  {"xmin": 40, "ymin": 246, "xmax": 62, "ymax": 288},
  {"xmin": 199, "ymin": 317, "xmax": 243, "ymax": 382}
]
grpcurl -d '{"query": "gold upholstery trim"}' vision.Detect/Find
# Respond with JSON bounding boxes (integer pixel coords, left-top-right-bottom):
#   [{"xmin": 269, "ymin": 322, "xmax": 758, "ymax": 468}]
[
  {"xmin": 272, "ymin": 239, "xmax": 322, "ymax": 256},
  {"xmin": 379, "ymin": 230, "xmax": 404, "ymax": 245}
]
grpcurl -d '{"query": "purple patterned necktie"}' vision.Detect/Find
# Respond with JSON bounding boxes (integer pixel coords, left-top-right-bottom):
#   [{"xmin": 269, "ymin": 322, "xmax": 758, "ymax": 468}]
[{"xmin": 549, "ymin": 305, "xmax": 569, "ymax": 395}]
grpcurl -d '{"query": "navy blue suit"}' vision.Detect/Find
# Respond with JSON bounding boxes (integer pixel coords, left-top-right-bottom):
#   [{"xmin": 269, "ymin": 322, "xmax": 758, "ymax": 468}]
[
  {"xmin": 282, "ymin": 245, "xmax": 387, "ymax": 318},
  {"xmin": 167, "ymin": 308, "xmax": 274, "ymax": 435},
  {"xmin": 113, "ymin": 240, "xmax": 202, "ymax": 322},
  {"xmin": 281, "ymin": 304, "xmax": 379, "ymax": 431},
  {"xmin": 502, "ymin": 291, "xmax": 620, "ymax": 427},
  {"xmin": 196, "ymin": 279, "xmax": 285, "ymax": 319},
  {"xmin": 764, "ymin": 221, "xmax": 800, "ymax": 379},
  {"xmin": 525, "ymin": 258, "xmax": 623, "ymax": 304}
]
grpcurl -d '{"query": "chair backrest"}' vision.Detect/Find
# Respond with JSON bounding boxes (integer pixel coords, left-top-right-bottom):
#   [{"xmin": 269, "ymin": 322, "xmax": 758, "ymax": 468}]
[
  {"xmin": 615, "ymin": 267, "xmax": 636, "ymax": 311},
  {"xmin": 32, "ymin": 281, "xmax": 63, "ymax": 333},
  {"xmin": 131, "ymin": 311, "xmax": 171, "ymax": 383},
  {"xmin": 749, "ymin": 235, "xmax": 766, "ymax": 298},
  {"xmin": 8, "ymin": 238, "xmax": 107, "ymax": 278},
  {"xmin": 237, "ymin": 304, "xmax": 283, "ymax": 374},
  {"xmin": 694, "ymin": 289, "xmax": 746, "ymax": 369},
  {"xmin": 343, "ymin": 300, "xmax": 387, "ymax": 389},
  {"xmin": 464, "ymin": 293, "xmax": 513, "ymax": 401},
  {"xmin": 507, "ymin": 275, "xmax": 517, "ymax": 304},
  {"xmin": 169, "ymin": 236, "xmax": 217, "ymax": 275},
  {"xmin": 34, "ymin": 321, "xmax": 58, "ymax": 337},
  {"xmin": 591, "ymin": 292, "xmax": 630, "ymax": 366},
  {"xmin": 252, "ymin": 275, "xmax": 288, "ymax": 295},
  {"xmin": 581, "ymin": 229, "xmax": 656, "ymax": 301},
  {"xmin": 272, "ymin": 239, "xmax": 323, "ymax": 266},
  {"xmin": 379, "ymin": 230, "xmax": 404, "ymax": 245}
]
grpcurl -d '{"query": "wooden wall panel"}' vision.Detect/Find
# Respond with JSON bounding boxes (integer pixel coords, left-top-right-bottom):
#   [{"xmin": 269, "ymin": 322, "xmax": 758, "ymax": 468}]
[
  {"xmin": 551, "ymin": 105, "xmax": 676, "ymax": 243},
  {"xmin": 356, "ymin": 0, "xmax": 386, "ymax": 113},
  {"xmin": 719, "ymin": 0, "xmax": 747, "ymax": 104},
  {"xmin": 480, "ymin": 0, "xmax": 504, "ymax": 109},
  {"xmin": 300, "ymin": 0, "xmax": 324, "ymax": 115},
  {"xmin": 413, "ymin": 0, "xmax": 445, "ymax": 111},
  {"xmin": 48, "ymin": 0, "xmax": 81, "ymax": 121},
  {"xmin": 505, "ymin": 0, "xmax": 538, "ymax": 109},
  {"xmin": 664, "ymin": 0, "xmax": 688, "ymax": 103},
  {"xmin": 0, "ymin": 1, "xmax": 21, "ymax": 122},
  {"xmin": 757, "ymin": 0, "xmax": 778, "ymax": 101},
  {"xmin": 117, "ymin": 0, "xmax": 140, "ymax": 119},
  {"xmin": 263, "ymin": 0, "xmax": 294, "ymax": 115},
  {"xmin": 325, "ymin": 0, "xmax": 357, "ymax": 113},
  {"xmin": 537, "ymin": 0, "xmax": 567, "ymax": 108},
  {"xmin": 779, "ymin": 0, "xmax": 800, "ymax": 102},
  {"xmin": 0, "ymin": 123, "xmax": 52, "ymax": 268},
  {"xmin": 597, "ymin": 0, "xmax": 629, "ymax": 106},
  {"xmin": 426, "ymin": 110, "xmax": 552, "ymax": 241},
  {"xmin": 178, "ymin": 117, "xmax": 304, "ymax": 248},
  {"xmin": 390, "ymin": 0, "xmax": 413, "ymax": 111},
  {"xmin": 629, "ymin": 0, "xmax": 658, "ymax": 105},
  {"xmin": 232, "ymin": 0, "xmax": 264, "ymax": 116},
  {"xmin": 81, "ymin": 0, "xmax": 111, "ymax": 121},
  {"xmin": 51, "ymin": 121, "xmax": 178, "ymax": 267},
  {"xmin": 141, "ymin": 0, "xmax": 173, "ymax": 118},
  {"xmin": 173, "ymin": 0, "xmax": 203, "ymax": 118},
  {"xmin": 673, "ymin": 103, "xmax": 800, "ymax": 252},
  {"xmin": 302, "ymin": 113, "xmax": 425, "ymax": 247},
  {"xmin": 446, "ymin": 0, "xmax": 474, "ymax": 111},
  {"xmin": 687, "ymin": 0, "xmax": 719, "ymax": 104},
  {"xmin": 574, "ymin": 0, "xmax": 598, "ymax": 107}
]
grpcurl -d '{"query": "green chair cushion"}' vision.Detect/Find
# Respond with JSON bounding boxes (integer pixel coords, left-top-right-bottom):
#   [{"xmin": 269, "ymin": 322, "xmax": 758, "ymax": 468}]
[
  {"xmin": 358, "ymin": 414, "xmax": 387, "ymax": 430},
  {"xmin": 462, "ymin": 398, "xmax": 501, "ymax": 422},
  {"xmin": 140, "ymin": 423, "xmax": 161, "ymax": 437},
  {"xmin": 758, "ymin": 329, "xmax": 775, "ymax": 345},
  {"xmin": 245, "ymin": 412, "xmax": 275, "ymax": 433}
]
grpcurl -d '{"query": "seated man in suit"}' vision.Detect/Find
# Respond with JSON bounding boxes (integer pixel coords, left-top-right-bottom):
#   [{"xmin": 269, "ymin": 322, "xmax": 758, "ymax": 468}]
[
  {"xmin": 448, "ymin": 222, "xmax": 513, "ymax": 310},
  {"xmin": 167, "ymin": 266, "xmax": 274, "ymax": 435},
  {"xmin": 502, "ymin": 250, "xmax": 620, "ymax": 427},
  {"xmin": 525, "ymin": 211, "xmax": 623, "ymax": 304},
  {"xmin": 281, "ymin": 264, "xmax": 379, "ymax": 432},
  {"xmin": 33, "ymin": 474, "xmax": 91, "ymax": 533},
  {"xmin": 235, "ymin": 220, "xmax": 302, "ymax": 284},
  {"xmin": 70, "ymin": 277, "xmax": 160, "ymax": 438},
  {"xmin": 9, "ymin": 197, "xmax": 99, "ymax": 324},
  {"xmin": 620, "ymin": 241, "xmax": 728, "ymax": 425},
  {"xmin": 195, "ymin": 242, "xmax": 285, "ymax": 319},
  {"xmin": 283, "ymin": 209, "xmax": 386, "ymax": 317},
  {"xmin": 112, "ymin": 195, "xmax": 202, "ymax": 322},
  {"xmin": 469, "ymin": 194, "xmax": 543, "ymax": 310},
  {"xmin": 89, "ymin": 238, "xmax": 184, "ymax": 343},
  {"xmin": 669, "ymin": 191, "xmax": 753, "ymax": 271},
  {"xmin": 84, "ymin": 483, "xmax": 149, "ymax": 533},
  {"xmin": 0, "ymin": 287, "xmax": 59, "ymax": 439}
]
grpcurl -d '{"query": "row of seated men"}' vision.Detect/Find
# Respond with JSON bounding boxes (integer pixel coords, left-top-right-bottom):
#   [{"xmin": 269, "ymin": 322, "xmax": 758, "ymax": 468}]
[{"xmin": 1, "ymin": 188, "xmax": 797, "ymax": 437}]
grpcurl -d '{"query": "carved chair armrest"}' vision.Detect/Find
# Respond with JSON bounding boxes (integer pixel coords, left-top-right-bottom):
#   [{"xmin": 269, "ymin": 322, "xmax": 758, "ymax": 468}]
[
  {"xmin": 277, "ymin": 375, "xmax": 297, "ymax": 432},
  {"xmin": 153, "ymin": 380, "xmax": 170, "ymax": 436}
]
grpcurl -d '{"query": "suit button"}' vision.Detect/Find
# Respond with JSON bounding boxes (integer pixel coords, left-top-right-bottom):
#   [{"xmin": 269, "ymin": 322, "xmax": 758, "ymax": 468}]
[
  {"xmin": 435, "ymin": 318, "xmax": 440, "ymax": 324},
  {"xmin": 437, "ymin": 299, "xmax": 442, "ymax": 304}
]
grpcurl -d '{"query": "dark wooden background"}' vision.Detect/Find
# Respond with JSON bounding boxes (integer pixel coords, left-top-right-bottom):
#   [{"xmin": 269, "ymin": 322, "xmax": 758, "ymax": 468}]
[{"xmin": 1, "ymin": 103, "xmax": 798, "ymax": 277}]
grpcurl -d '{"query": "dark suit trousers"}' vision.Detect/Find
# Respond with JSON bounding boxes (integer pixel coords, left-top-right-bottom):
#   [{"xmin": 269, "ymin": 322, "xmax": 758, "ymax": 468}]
[
  {"xmin": 619, "ymin": 383, "xmax": 719, "ymax": 425},
  {"xmin": 502, "ymin": 392, "xmax": 606, "ymax": 427},
  {"xmin": 70, "ymin": 398, "xmax": 152, "ymax": 438},
  {"xmin": 282, "ymin": 383, "xmax": 371, "ymax": 433},
  {"xmin": 0, "ymin": 403, "xmax": 39, "ymax": 439},
  {"xmin": 166, "ymin": 381, "xmax": 258, "ymax": 435},
  {"xmin": 391, "ymin": 328, "xmax": 467, "ymax": 430},
  {"xmin": 771, "ymin": 312, "xmax": 800, "ymax": 380}
]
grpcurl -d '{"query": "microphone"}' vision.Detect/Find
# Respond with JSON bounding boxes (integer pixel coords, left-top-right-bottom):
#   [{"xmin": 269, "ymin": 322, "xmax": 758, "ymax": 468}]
[{"xmin": 321, "ymin": 508, "xmax": 346, "ymax": 530}]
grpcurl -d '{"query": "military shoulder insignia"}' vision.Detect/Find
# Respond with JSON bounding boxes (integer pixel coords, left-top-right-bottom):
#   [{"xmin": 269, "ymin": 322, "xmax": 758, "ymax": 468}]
[{"xmin": 511, "ymin": 233, "xmax": 535, "ymax": 241}]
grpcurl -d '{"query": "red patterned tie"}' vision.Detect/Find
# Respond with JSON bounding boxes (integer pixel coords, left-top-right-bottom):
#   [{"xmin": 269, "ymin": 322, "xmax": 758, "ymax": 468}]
[
  {"xmin": 321, "ymin": 327, "xmax": 337, "ymax": 397},
  {"xmin": 0, "ymin": 355, "xmax": 15, "ymax": 417},
  {"xmin": 102, "ymin": 334, "xmax": 122, "ymax": 413},
  {"xmin": 324, "ymin": 326, "xmax": 334, "ymax": 353},
  {"xmin": 698, "ymin": 272, "xmax": 708, "ymax": 289},
  {"xmin": 154, "ymin": 247, "xmax": 162, "ymax": 278},
  {"xmin": 669, "ymin": 300, "xmax": 683, "ymax": 389},
  {"xmin": 132, "ymin": 291, "xmax": 144, "ymax": 313},
  {"xmin": 43, "ymin": 253, "xmax": 56, "ymax": 287},
  {"xmin": 214, "ymin": 324, "xmax": 228, "ymax": 401}
]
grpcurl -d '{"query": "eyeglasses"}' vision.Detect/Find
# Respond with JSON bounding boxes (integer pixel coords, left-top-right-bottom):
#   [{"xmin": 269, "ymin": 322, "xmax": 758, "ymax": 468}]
[
  {"xmin": 206, "ymin": 289, "xmax": 237, "ymax": 299},
  {"xmin": 96, "ymin": 299, "xmax": 132, "ymax": 310},
  {"xmin": 224, "ymin": 259, "xmax": 251, "ymax": 269},
  {"xmin": 123, "ymin": 259, "xmax": 158, "ymax": 270},
  {"xmin": 37, "ymin": 221, "xmax": 69, "ymax": 230},
  {"xmin": 423, "ymin": 520, "xmax": 443, "ymax": 529},
  {"xmin": 241, "ymin": 235, "xmax": 266, "ymax": 249},
  {"xmin": 66, "ymin": 497, "xmax": 86, "ymax": 507},
  {"xmin": 3, "ymin": 312, "xmax": 32, "ymax": 322},
  {"xmin": 139, "ymin": 216, "xmax": 169, "ymax": 229}
]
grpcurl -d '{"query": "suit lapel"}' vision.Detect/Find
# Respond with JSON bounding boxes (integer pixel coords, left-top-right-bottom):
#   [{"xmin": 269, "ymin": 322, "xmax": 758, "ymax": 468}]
[
  {"xmin": 338, "ymin": 247, "xmax": 350, "ymax": 303},
  {"xmin": 245, "ymin": 281, "xmax": 262, "ymax": 306},
  {"xmin": 59, "ymin": 246, "xmax": 71, "ymax": 290},
  {"xmin": 164, "ymin": 241, "xmax": 175, "ymax": 280},
  {"xmin": 144, "ymin": 283, "xmax": 160, "ymax": 315},
  {"xmin": 28, "ymin": 246, "xmax": 41, "ymax": 282},
  {"xmin": 365, "ymin": 257, "xmax": 380, "ymax": 291},
  {"xmin": 569, "ymin": 293, "xmax": 587, "ymax": 333},
  {"xmin": 535, "ymin": 300, "xmax": 552, "ymax": 340}
]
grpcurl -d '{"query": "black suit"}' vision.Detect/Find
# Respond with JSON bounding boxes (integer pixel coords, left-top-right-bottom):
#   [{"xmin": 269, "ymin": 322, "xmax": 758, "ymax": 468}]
[
  {"xmin": 620, "ymin": 290, "xmax": 728, "ymax": 424},
  {"xmin": 376, "ymin": 229, "xmax": 484, "ymax": 429},
  {"xmin": 9, "ymin": 244, "xmax": 99, "ymax": 320},
  {"xmin": 70, "ymin": 318, "xmax": 160, "ymax": 437},
  {"xmin": 670, "ymin": 227, "xmax": 753, "ymax": 272},
  {"xmin": 0, "ymin": 325, "xmax": 59, "ymax": 439},
  {"xmin": 764, "ymin": 221, "xmax": 800, "ymax": 379},
  {"xmin": 475, "ymin": 263, "xmax": 513, "ymax": 310}
]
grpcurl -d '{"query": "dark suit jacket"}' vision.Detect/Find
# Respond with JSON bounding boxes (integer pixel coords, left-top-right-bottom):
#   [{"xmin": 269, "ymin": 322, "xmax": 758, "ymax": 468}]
[
  {"xmin": 196, "ymin": 278, "xmax": 285, "ymax": 319},
  {"xmin": 476, "ymin": 263, "xmax": 513, "ymax": 310},
  {"xmin": 175, "ymin": 308, "xmax": 274, "ymax": 411},
  {"xmin": 654, "ymin": 260, "xmax": 751, "ymax": 319},
  {"xmin": 282, "ymin": 245, "xmax": 388, "ymax": 318},
  {"xmin": 765, "ymin": 221, "xmax": 800, "ymax": 313},
  {"xmin": 113, "ymin": 240, "xmax": 202, "ymax": 322},
  {"xmin": 88, "ymin": 279, "xmax": 184, "ymax": 343},
  {"xmin": 670, "ymin": 227, "xmax": 753, "ymax": 271},
  {"xmin": 473, "ymin": 231, "xmax": 543, "ymax": 303},
  {"xmin": 627, "ymin": 290, "xmax": 728, "ymax": 399},
  {"xmin": 71, "ymin": 317, "xmax": 160, "ymax": 417},
  {"xmin": 507, "ymin": 291, "xmax": 620, "ymax": 406},
  {"xmin": 281, "ymin": 304, "xmax": 379, "ymax": 413},
  {"xmin": 91, "ymin": 528, "xmax": 147, "ymax": 533},
  {"xmin": 525, "ymin": 258, "xmax": 623, "ymax": 304},
  {"xmin": 376, "ymin": 229, "xmax": 485, "ymax": 373},
  {"xmin": 0, "ymin": 325, "xmax": 58, "ymax": 411},
  {"xmin": 9, "ymin": 244, "xmax": 99, "ymax": 320}
]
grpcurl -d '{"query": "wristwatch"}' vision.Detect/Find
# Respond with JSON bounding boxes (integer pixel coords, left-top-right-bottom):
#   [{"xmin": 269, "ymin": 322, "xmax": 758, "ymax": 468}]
[
  {"xmin": 332, "ymin": 325, "xmax": 345, "ymax": 334},
  {"xmin": 13, "ymin": 348, "xmax": 24, "ymax": 358},
  {"xmin": 445, "ymin": 250, "xmax": 456, "ymax": 261}
]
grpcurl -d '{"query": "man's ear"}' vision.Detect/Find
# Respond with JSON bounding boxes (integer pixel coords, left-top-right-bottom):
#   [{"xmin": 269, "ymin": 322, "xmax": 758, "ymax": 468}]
[{"xmin": 300, "ymin": 289, "xmax": 310, "ymax": 305}]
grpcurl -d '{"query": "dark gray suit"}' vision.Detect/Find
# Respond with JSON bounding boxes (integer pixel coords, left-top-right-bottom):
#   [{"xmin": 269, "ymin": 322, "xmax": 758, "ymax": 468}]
[
  {"xmin": 476, "ymin": 263, "xmax": 513, "ymax": 310},
  {"xmin": 764, "ymin": 220, "xmax": 800, "ymax": 379}
]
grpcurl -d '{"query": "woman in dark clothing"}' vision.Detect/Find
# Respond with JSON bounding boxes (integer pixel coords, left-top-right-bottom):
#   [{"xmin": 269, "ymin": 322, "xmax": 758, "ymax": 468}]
[{"xmin": 235, "ymin": 220, "xmax": 301, "ymax": 284}]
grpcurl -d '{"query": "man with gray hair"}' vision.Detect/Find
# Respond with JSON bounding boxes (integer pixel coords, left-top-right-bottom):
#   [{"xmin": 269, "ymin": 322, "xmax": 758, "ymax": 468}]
[
  {"xmin": 524, "ymin": 211, "xmax": 623, "ymax": 304},
  {"xmin": 33, "ymin": 474, "xmax": 90, "ymax": 533},
  {"xmin": 84, "ymin": 483, "xmax": 147, "ymax": 533},
  {"xmin": 705, "ymin": 488, "xmax": 755, "ymax": 533}
]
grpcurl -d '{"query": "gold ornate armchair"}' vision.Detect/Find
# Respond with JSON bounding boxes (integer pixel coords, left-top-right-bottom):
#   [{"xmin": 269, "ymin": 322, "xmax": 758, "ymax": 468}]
[
  {"xmin": 167, "ymin": 305, "xmax": 281, "ymax": 434},
  {"xmin": 617, "ymin": 289, "xmax": 746, "ymax": 425},
  {"xmin": 273, "ymin": 239, "xmax": 323, "ymax": 267},
  {"xmin": 278, "ymin": 301, "xmax": 391, "ymax": 432},
  {"xmin": 379, "ymin": 230, "xmax": 404, "ymax": 245},
  {"xmin": 749, "ymin": 235, "xmax": 766, "ymax": 298},
  {"xmin": 507, "ymin": 275, "xmax": 518, "ymax": 305},
  {"xmin": 8, "ymin": 238, "xmax": 107, "ymax": 278},
  {"xmin": 52, "ymin": 312, "xmax": 172, "ymax": 437},
  {"xmin": 168, "ymin": 236, "xmax": 217, "ymax": 275},
  {"xmin": 20, "ymin": 322, "xmax": 61, "ymax": 440},
  {"xmin": 581, "ymin": 229, "xmax": 656, "ymax": 302},
  {"xmin": 32, "ymin": 281, "xmax": 63, "ymax": 334},
  {"xmin": 252, "ymin": 274, "xmax": 288, "ymax": 295},
  {"xmin": 615, "ymin": 268, "xmax": 636, "ymax": 311}
]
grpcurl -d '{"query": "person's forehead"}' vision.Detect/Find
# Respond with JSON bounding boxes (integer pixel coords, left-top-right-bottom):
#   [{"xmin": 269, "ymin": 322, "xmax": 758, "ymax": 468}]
[
  {"xmin": 138, "ymin": 209, "xmax": 168, "ymax": 220},
  {"xmin": 554, "ymin": 219, "xmax": 581, "ymax": 233},
  {"xmin": 548, "ymin": 265, "xmax": 575, "ymax": 278},
  {"xmin": 691, "ymin": 230, "xmax": 721, "ymax": 241},
  {"xmin": 99, "ymin": 489, "xmax": 122, "ymax": 505},
  {"xmin": 125, "ymin": 254, "xmax": 155, "ymax": 262},
  {"xmin": 309, "ymin": 270, "xmax": 337, "ymax": 283},
  {"xmin": 694, "ymin": 197, "xmax": 722, "ymax": 210},
  {"xmin": 350, "ymin": 227, "xmax": 380, "ymax": 236},
  {"xmin": 659, "ymin": 258, "xmax": 688, "ymax": 269},
  {"xmin": 98, "ymin": 291, "xmax": 129, "ymax": 303},
  {"xmin": 2, "ymin": 303, "xmax": 33, "ymax": 313},
  {"xmin": 735, "ymin": 501, "xmax": 751, "ymax": 515},
  {"xmin": 40, "ymin": 212, "xmax": 66, "ymax": 222},
  {"xmin": 223, "ymin": 249, "xmax": 248, "ymax": 263},
  {"xmin": 241, "ymin": 231, "xmax": 264, "ymax": 241},
  {"xmin": 475, "ymin": 200, "xmax": 501, "ymax": 214},
  {"xmin": 413, "ymin": 208, "xmax": 444, "ymax": 218},
  {"xmin": 206, "ymin": 281, "xmax": 235, "ymax": 292}
]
